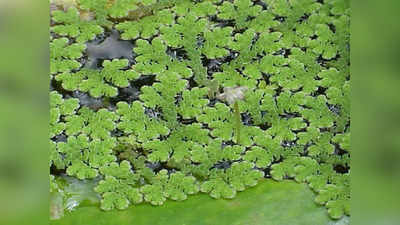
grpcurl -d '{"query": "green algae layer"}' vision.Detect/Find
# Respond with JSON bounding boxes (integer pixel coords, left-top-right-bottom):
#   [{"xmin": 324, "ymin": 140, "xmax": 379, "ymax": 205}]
[{"xmin": 51, "ymin": 179, "xmax": 348, "ymax": 225}]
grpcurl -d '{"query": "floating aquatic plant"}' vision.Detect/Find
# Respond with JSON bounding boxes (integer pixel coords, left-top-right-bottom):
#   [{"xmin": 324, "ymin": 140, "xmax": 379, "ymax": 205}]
[{"xmin": 50, "ymin": 0, "xmax": 350, "ymax": 221}]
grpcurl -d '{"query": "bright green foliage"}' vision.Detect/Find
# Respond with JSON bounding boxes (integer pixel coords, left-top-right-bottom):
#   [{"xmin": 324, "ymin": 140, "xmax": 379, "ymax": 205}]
[
  {"xmin": 66, "ymin": 160, "xmax": 99, "ymax": 179},
  {"xmin": 50, "ymin": 38, "xmax": 85, "ymax": 75},
  {"xmin": 315, "ymin": 174, "xmax": 350, "ymax": 219},
  {"xmin": 243, "ymin": 146, "xmax": 273, "ymax": 168},
  {"xmin": 308, "ymin": 133, "xmax": 334, "ymax": 157},
  {"xmin": 140, "ymin": 170, "xmax": 169, "ymax": 205},
  {"xmin": 50, "ymin": 0, "xmax": 350, "ymax": 220},
  {"xmin": 143, "ymin": 123, "xmax": 209, "ymax": 163},
  {"xmin": 51, "ymin": 7, "xmax": 104, "ymax": 43},
  {"xmin": 164, "ymin": 172, "xmax": 199, "ymax": 201},
  {"xmin": 65, "ymin": 107, "xmax": 118, "ymax": 139},
  {"xmin": 178, "ymin": 87, "xmax": 209, "ymax": 119},
  {"xmin": 174, "ymin": 0, "xmax": 217, "ymax": 17},
  {"xmin": 217, "ymin": 0, "xmax": 262, "ymax": 30},
  {"xmin": 266, "ymin": 117, "xmax": 307, "ymax": 142},
  {"xmin": 117, "ymin": 101, "xmax": 169, "ymax": 142},
  {"xmin": 133, "ymin": 38, "xmax": 191, "ymax": 77},
  {"xmin": 197, "ymin": 103, "xmax": 234, "ymax": 141},
  {"xmin": 332, "ymin": 132, "xmax": 350, "ymax": 151},
  {"xmin": 227, "ymin": 162, "xmax": 264, "ymax": 191},
  {"xmin": 200, "ymin": 170, "xmax": 236, "ymax": 199},
  {"xmin": 107, "ymin": 0, "xmax": 138, "ymax": 18},
  {"xmin": 50, "ymin": 91, "xmax": 80, "ymax": 138},
  {"xmin": 140, "ymin": 71, "xmax": 187, "ymax": 126},
  {"xmin": 78, "ymin": 0, "xmax": 109, "ymax": 24},
  {"xmin": 237, "ymin": 89, "xmax": 266, "ymax": 125},
  {"xmin": 116, "ymin": 9, "xmax": 174, "ymax": 39},
  {"xmin": 56, "ymin": 133, "xmax": 117, "ymax": 179},
  {"xmin": 202, "ymin": 27, "xmax": 233, "ymax": 59},
  {"xmin": 271, "ymin": 156, "xmax": 318, "ymax": 183},
  {"xmin": 160, "ymin": 14, "xmax": 207, "ymax": 84},
  {"xmin": 200, "ymin": 161, "xmax": 263, "ymax": 199},
  {"xmin": 297, "ymin": 126, "xmax": 321, "ymax": 145},
  {"xmin": 302, "ymin": 95, "xmax": 335, "ymax": 128},
  {"xmin": 56, "ymin": 59, "xmax": 139, "ymax": 97},
  {"xmin": 50, "ymin": 140, "xmax": 64, "ymax": 169},
  {"xmin": 95, "ymin": 161, "xmax": 142, "ymax": 210}
]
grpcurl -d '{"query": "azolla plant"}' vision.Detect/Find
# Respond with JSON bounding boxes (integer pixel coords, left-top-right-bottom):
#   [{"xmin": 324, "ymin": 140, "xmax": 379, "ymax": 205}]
[{"xmin": 50, "ymin": 0, "xmax": 350, "ymax": 220}]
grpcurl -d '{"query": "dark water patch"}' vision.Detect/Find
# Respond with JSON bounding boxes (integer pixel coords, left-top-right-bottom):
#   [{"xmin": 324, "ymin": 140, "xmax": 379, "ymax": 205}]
[
  {"xmin": 207, "ymin": 98, "xmax": 218, "ymax": 107},
  {"xmin": 187, "ymin": 76, "xmax": 199, "ymax": 89},
  {"xmin": 246, "ymin": 16, "xmax": 256, "ymax": 22},
  {"xmin": 221, "ymin": 140, "xmax": 235, "ymax": 149},
  {"xmin": 253, "ymin": 0, "xmax": 268, "ymax": 10},
  {"xmin": 262, "ymin": 166, "xmax": 271, "ymax": 178},
  {"xmin": 196, "ymin": 35, "xmax": 205, "ymax": 48},
  {"xmin": 273, "ymin": 86, "xmax": 283, "ymax": 97},
  {"xmin": 209, "ymin": 15, "xmax": 235, "ymax": 28},
  {"xmin": 51, "ymin": 79, "xmax": 74, "ymax": 97},
  {"xmin": 175, "ymin": 93, "xmax": 183, "ymax": 104},
  {"xmin": 203, "ymin": 58, "xmax": 223, "ymax": 76},
  {"xmin": 144, "ymin": 107, "xmax": 161, "ymax": 119},
  {"xmin": 274, "ymin": 16, "xmax": 286, "ymax": 22},
  {"xmin": 110, "ymin": 129, "xmax": 125, "ymax": 138},
  {"xmin": 241, "ymin": 113, "xmax": 254, "ymax": 126},
  {"xmin": 327, "ymin": 103, "xmax": 341, "ymax": 115},
  {"xmin": 50, "ymin": 164, "xmax": 66, "ymax": 176},
  {"xmin": 334, "ymin": 164, "xmax": 349, "ymax": 174},
  {"xmin": 109, "ymin": 85, "xmax": 140, "ymax": 106},
  {"xmin": 177, "ymin": 114, "xmax": 197, "ymax": 125},
  {"xmin": 311, "ymin": 86, "xmax": 327, "ymax": 97},
  {"xmin": 211, "ymin": 161, "xmax": 231, "ymax": 170},
  {"xmin": 72, "ymin": 91, "xmax": 105, "ymax": 111},
  {"xmin": 224, "ymin": 50, "xmax": 239, "ymax": 63},
  {"xmin": 333, "ymin": 142, "xmax": 348, "ymax": 156},
  {"xmin": 281, "ymin": 112, "xmax": 302, "ymax": 119},
  {"xmin": 52, "ymin": 134, "xmax": 67, "ymax": 143},
  {"xmin": 328, "ymin": 23, "xmax": 336, "ymax": 33},
  {"xmin": 131, "ymin": 75, "xmax": 156, "ymax": 89},
  {"xmin": 85, "ymin": 29, "xmax": 134, "ymax": 69},
  {"xmin": 146, "ymin": 162, "xmax": 162, "ymax": 172},
  {"xmin": 281, "ymin": 140, "xmax": 296, "ymax": 148},
  {"xmin": 273, "ymin": 48, "xmax": 291, "ymax": 58},
  {"xmin": 261, "ymin": 72, "xmax": 272, "ymax": 84},
  {"xmin": 298, "ymin": 13, "xmax": 310, "ymax": 23}
]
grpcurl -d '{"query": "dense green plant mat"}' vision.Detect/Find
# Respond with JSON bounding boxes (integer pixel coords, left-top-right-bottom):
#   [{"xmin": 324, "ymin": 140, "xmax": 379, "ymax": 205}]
[
  {"xmin": 50, "ymin": 0, "xmax": 350, "ymax": 221},
  {"xmin": 51, "ymin": 179, "xmax": 348, "ymax": 225}
]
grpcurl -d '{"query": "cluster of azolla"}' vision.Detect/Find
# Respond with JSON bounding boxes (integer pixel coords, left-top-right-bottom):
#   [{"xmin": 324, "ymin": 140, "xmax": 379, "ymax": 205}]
[{"xmin": 50, "ymin": 0, "xmax": 350, "ymax": 219}]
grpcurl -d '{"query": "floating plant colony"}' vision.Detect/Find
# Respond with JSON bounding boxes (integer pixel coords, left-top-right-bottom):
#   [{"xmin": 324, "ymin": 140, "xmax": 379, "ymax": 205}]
[{"xmin": 50, "ymin": 0, "xmax": 350, "ymax": 220}]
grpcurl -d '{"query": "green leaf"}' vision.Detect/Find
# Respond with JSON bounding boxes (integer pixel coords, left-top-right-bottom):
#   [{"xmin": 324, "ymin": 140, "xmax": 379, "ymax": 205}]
[
  {"xmin": 100, "ymin": 192, "xmax": 129, "ymax": 210},
  {"xmin": 243, "ymin": 146, "xmax": 273, "ymax": 168},
  {"xmin": 116, "ymin": 101, "xmax": 169, "ymax": 142},
  {"xmin": 164, "ymin": 172, "xmax": 199, "ymax": 201},
  {"xmin": 202, "ymin": 27, "xmax": 233, "ymax": 59},
  {"xmin": 51, "ymin": 8, "xmax": 104, "ymax": 43},
  {"xmin": 141, "ymin": 170, "xmax": 169, "ymax": 205},
  {"xmin": 66, "ymin": 160, "xmax": 98, "ymax": 179},
  {"xmin": 227, "ymin": 161, "xmax": 264, "ymax": 191},
  {"xmin": 107, "ymin": 0, "xmax": 139, "ymax": 18},
  {"xmin": 200, "ymin": 170, "xmax": 236, "ymax": 199},
  {"xmin": 178, "ymin": 87, "xmax": 209, "ymax": 119},
  {"xmin": 116, "ymin": 9, "xmax": 174, "ymax": 39}
]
